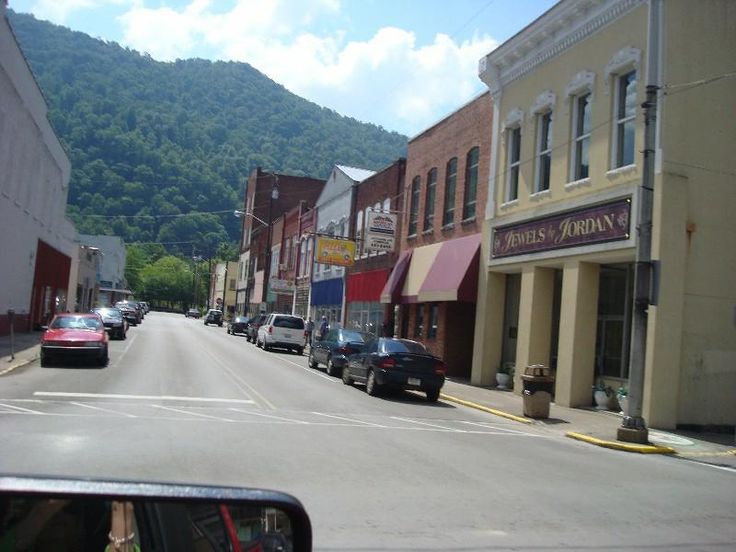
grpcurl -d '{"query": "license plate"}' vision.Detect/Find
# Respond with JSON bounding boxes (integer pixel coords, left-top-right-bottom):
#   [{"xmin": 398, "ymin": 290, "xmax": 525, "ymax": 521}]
[
  {"xmin": 283, "ymin": 333, "xmax": 291, "ymax": 338},
  {"xmin": 407, "ymin": 377, "xmax": 421, "ymax": 386}
]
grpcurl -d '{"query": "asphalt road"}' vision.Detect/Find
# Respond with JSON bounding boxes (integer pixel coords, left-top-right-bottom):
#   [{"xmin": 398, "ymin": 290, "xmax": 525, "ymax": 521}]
[{"xmin": 1, "ymin": 312, "xmax": 734, "ymax": 551}]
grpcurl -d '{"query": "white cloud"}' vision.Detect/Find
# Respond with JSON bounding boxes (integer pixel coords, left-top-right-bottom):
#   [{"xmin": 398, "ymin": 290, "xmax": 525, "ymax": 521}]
[
  {"xmin": 116, "ymin": 0, "xmax": 497, "ymax": 135},
  {"xmin": 29, "ymin": 0, "xmax": 128, "ymax": 24}
]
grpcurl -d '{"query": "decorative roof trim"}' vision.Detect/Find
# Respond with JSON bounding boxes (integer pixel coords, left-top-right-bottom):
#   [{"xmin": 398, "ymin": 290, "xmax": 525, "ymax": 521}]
[
  {"xmin": 604, "ymin": 46, "xmax": 642, "ymax": 86},
  {"xmin": 479, "ymin": 0, "xmax": 644, "ymax": 92},
  {"xmin": 565, "ymin": 70, "xmax": 596, "ymax": 97},
  {"xmin": 503, "ymin": 107, "xmax": 525, "ymax": 129},
  {"xmin": 531, "ymin": 90, "xmax": 556, "ymax": 114}
]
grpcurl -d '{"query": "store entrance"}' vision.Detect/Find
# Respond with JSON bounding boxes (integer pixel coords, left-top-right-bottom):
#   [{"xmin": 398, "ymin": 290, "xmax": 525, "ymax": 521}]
[{"xmin": 595, "ymin": 264, "xmax": 633, "ymax": 380}]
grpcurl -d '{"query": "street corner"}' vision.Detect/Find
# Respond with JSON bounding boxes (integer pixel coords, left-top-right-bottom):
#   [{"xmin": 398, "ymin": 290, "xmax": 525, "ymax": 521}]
[
  {"xmin": 439, "ymin": 393, "xmax": 535, "ymax": 425},
  {"xmin": 566, "ymin": 431, "xmax": 676, "ymax": 454},
  {"xmin": 0, "ymin": 354, "xmax": 38, "ymax": 376}
]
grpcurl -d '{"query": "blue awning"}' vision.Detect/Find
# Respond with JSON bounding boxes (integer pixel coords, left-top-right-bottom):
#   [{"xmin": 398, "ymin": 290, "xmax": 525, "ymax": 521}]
[{"xmin": 311, "ymin": 278, "xmax": 343, "ymax": 306}]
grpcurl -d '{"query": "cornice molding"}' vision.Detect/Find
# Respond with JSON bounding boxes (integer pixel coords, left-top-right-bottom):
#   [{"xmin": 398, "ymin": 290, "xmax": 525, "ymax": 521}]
[{"xmin": 479, "ymin": 0, "xmax": 644, "ymax": 92}]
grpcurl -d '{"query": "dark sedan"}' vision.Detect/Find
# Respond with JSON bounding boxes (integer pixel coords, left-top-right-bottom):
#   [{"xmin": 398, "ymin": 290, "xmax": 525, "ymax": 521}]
[
  {"xmin": 92, "ymin": 307, "xmax": 127, "ymax": 340},
  {"xmin": 227, "ymin": 316, "xmax": 250, "ymax": 336},
  {"xmin": 308, "ymin": 328, "xmax": 371, "ymax": 376},
  {"xmin": 115, "ymin": 303, "xmax": 140, "ymax": 326},
  {"xmin": 343, "ymin": 338, "xmax": 446, "ymax": 402}
]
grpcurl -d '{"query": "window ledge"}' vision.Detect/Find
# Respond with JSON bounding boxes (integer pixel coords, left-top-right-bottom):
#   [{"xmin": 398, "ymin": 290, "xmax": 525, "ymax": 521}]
[
  {"xmin": 530, "ymin": 189, "xmax": 551, "ymax": 202},
  {"xmin": 461, "ymin": 217, "xmax": 477, "ymax": 226},
  {"xmin": 441, "ymin": 223, "xmax": 455, "ymax": 231},
  {"xmin": 606, "ymin": 164, "xmax": 637, "ymax": 178},
  {"xmin": 565, "ymin": 177, "xmax": 591, "ymax": 190},
  {"xmin": 500, "ymin": 199, "xmax": 519, "ymax": 210},
  {"xmin": 407, "ymin": 233, "xmax": 417, "ymax": 240},
  {"xmin": 422, "ymin": 229, "xmax": 434, "ymax": 236}
]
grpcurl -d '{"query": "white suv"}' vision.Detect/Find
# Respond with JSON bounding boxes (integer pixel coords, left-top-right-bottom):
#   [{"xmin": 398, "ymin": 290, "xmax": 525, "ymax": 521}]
[{"xmin": 257, "ymin": 314, "xmax": 305, "ymax": 355}]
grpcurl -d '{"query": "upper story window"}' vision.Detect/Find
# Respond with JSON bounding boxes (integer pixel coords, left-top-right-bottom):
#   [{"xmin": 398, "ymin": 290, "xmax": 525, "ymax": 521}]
[
  {"xmin": 443, "ymin": 157, "xmax": 457, "ymax": 226},
  {"xmin": 423, "ymin": 168, "xmax": 437, "ymax": 232},
  {"xmin": 534, "ymin": 111, "xmax": 553, "ymax": 193},
  {"xmin": 506, "ymin": 127, "xmax": 521, "ymax": 202},
  {"xmin": 571, "ymin": 93, "xmax": 592, "ymax": 181},
  {"xmin": 299, "ymin": 239, "xmax": 307, "ymax": 277},
  {"xmin": 382, "ymin": 197, "xmax": 390, "ymax": 213},
  {"xmin": 408, "ymin": 176, "xmax": 420, "ymax": 236},
  {"xmin": 463, "ymin": 147, "xmax": 480, "ymax": 220},
  {"xmin": 613, "ymin": 70, "xmax": 637, "ymax": 168}
]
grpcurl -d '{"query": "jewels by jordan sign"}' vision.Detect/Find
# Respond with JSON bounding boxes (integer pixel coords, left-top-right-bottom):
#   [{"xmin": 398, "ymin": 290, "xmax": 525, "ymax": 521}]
[{"xmin": 492, "ymin": 198, "xmax": 631, "ymax": 258}]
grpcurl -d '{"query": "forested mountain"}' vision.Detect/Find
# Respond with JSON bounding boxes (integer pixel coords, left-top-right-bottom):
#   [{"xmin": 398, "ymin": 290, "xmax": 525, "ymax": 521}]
[{"xmin": 8, "ymin": 10, "xmax": 407, "ymax": 252}]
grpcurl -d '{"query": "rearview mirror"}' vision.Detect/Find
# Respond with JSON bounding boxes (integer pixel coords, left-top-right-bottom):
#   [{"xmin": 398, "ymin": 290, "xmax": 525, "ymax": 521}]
[{"xmin": 0, "ymin": 475, "xmax": 311, "ymax": 551}]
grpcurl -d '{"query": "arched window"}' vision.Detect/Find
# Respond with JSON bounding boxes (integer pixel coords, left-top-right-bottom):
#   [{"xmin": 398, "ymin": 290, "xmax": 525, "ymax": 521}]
[
  {"xmin": 423, "ymin": 168, "xmax": 437, "ymax": 232},
  {"xmin": 463, "ymin": 147, "xmax": 479, "ymax": 220},
  {"xmin": 408, "ymin": 176, "xmax": 420, "ymax": 236},
  {"xmin": 443, "ymin": 158, "xmax": 457, "ymax": 226}
]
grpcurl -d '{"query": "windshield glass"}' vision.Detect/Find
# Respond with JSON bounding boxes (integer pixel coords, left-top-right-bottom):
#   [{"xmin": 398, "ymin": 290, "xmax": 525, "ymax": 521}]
[
  {"xmin": 50, "ymin": 316, "xmax": 103, "ymax": 330},
  {"xmin": 380, "ymin": 339, "xmax": 428, "ymax": 354}
]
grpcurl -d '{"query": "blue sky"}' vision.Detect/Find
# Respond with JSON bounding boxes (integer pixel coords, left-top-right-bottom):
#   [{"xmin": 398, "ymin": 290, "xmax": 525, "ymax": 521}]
[{"xmin": 10, "ymin": 0, "xmax": 558, "ymax": 136}]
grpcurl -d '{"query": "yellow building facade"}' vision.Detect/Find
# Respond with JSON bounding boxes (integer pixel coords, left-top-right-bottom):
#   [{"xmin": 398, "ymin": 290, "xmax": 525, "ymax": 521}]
[{"xmin": 472, "ymin": 0, "xmax": 736, "ymax": 429}]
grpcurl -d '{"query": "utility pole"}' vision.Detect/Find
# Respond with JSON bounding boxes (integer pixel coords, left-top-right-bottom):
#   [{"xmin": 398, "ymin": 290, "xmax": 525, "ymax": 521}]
[{"xmin": 618, "ymin": 0, "xmax": 661, "ymax": 444}]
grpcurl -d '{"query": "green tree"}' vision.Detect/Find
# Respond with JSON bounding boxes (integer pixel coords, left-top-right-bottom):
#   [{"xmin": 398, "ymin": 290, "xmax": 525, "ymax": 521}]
[{"xmin": 138, "ymin": 256, "xmax": 192, "ymax": 308}]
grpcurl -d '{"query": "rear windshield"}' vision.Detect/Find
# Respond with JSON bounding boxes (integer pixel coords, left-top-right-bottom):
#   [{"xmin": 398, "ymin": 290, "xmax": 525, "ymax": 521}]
[
  {"xmin": 50, "ymin": 316, "xmax": 103, "ymax": 330},
  {"xmin": 95, "ymin": 309, "xmax": 121, "ymax": 319},
  {"xmin": 340, "ymin": 330, "xmax": 370, "ymax": 343},
  {"xmin": 273, "ymin": 317, "xmax": 304, "ymax": 329},
  {"xmin": 380, "ymin": 339, "xmax": 428, "ymax": 354}
]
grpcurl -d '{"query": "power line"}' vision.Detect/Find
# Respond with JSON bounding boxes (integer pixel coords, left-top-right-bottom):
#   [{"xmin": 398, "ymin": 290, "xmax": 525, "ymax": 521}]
[{"xmin": 662, "ymin": 71, "xmax": 736, "ymax": 97}]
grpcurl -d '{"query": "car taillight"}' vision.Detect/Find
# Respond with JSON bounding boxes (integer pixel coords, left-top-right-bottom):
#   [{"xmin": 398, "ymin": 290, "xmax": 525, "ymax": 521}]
[
  {"xmin": 434, "ymin": 362, "xmax": 446, "ymax": 376},
  {"xmin": 378, "ymin": 357, "xmax": 396, "ymax": 369},
  {"xmin": 336, "ymin": 346, "xmax": 352, "ymax": 355},
  {"xmin": 268, "ymin": 326, "xmax": 273, "ymax": 334}
]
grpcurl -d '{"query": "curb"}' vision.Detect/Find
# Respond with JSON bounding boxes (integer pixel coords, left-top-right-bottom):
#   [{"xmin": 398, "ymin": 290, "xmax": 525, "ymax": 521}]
[
  {"xmin": 0, "ymin": 354, "xmax": 37, "ymax": 376},
  {"xmin": 440, "ymin": 394, "xmax": 534, "ymax": 425},
  {"xmin": 566, "ymin": 431, "xmax": 676, "ymax": 454}
]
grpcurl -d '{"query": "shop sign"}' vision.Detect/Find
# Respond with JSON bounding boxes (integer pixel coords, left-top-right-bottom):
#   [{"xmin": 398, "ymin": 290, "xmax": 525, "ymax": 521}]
[
  {"xmin": 492, "ymin": 198, "xmax": 631, "ymax": 258},
  {"xmin": 316, "ymin": 236, "xmax": 356, "ymax": 267},
  {"xmin": 365, "ymin": 211, "xmax": 397, "ymax": 252},
  {"xmin": 270, "ymin": 278, "xmax": 295, "ymax": 293}
]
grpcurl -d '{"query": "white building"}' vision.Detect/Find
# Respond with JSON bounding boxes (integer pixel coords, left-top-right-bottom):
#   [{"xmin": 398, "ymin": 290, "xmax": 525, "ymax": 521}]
[{"xmin": 77, "ymin": 234, "xmax": 129, "ymax": 306}]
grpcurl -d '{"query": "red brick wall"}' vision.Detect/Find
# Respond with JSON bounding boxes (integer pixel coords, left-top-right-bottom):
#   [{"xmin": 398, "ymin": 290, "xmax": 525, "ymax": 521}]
[{"xmin": 401, "ymin": 92, "xmax": 493, "ymax": 251}]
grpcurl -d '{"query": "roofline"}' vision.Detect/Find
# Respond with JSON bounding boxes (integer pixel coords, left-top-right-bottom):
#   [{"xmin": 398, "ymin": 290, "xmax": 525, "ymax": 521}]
[{"xmin": 408, "ymin": 90, "xmax": 491, "ymax": 143}]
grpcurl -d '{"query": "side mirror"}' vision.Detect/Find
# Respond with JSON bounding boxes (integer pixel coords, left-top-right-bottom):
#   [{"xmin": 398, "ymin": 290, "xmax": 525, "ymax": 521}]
[
  {"xmin": 0, "ymin": 475, "xmax": 312, "ymax": 551},
  {"xmin": 40, "ymin": 326, "xmax": 49, "ymax": 331}
]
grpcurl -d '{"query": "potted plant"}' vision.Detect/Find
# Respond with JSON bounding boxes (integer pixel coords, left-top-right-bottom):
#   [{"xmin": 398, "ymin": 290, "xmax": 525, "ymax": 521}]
[
  {"xmin": 496, "ymin": 363, "xmax": 515, "ymax": 390},
  {"xmin": 616, "ymin": 386, "xmax": 628, "ymax": 415},
  {"xmin": 592, "ymin": 380, "xmax": 613, "ymax": 410}
]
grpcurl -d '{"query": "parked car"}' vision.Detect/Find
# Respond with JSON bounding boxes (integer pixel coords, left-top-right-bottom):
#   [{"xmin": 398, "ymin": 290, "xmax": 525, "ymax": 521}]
[
  {"xmin": 257, "ymin": 314, "xmax": 305, "ymax": 354},
  {"xmin": 227, "ymin": 315, "xmax": 250, "ymax": 336},
  {"xmin": 309, "ymin": 328, "xmax": 371, "ymax": 377},
  {"xmin": 40, "ymin": 313, "xmax": 109, "ymax": 367},
  {"xmin": 92, "ymin": 307, "xmax": 128, "ymax": 340},
  {"xmin": 139, "ymin": 301, "xmax": 150, "ymax": 313},
  {"xmin": 185, "ymin": 308, "xmax": 201, "ymax": 318},
  {"xmin": 343, "ymin": 338, "xmax": 446, "ymax": 402},
  {"xmin": 204, "ymin": 309, "xmax": 223, "ymax": 326},
  {"xmin": 115, "ymin": 302, "xmax": 140, "ymax": 326},
  {"xmin": 246, "ymin": 313, "xmax": 268, "ymax": 343}
]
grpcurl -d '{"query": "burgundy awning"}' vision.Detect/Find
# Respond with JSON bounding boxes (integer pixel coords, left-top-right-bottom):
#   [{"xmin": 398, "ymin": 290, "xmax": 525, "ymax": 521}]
[
  {"xmin": 417, "ymin": 233, "xmax": 481, "ymax": 302},
  {"xmin": 379, "ymin": 249, "xmax": 412, "ymax": 304}
]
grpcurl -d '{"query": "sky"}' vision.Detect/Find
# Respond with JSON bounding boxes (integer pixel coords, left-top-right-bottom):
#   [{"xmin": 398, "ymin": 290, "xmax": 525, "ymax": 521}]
[{"xmin": 9, "ymin": 0, "xmax": 558, "ymax": 136}]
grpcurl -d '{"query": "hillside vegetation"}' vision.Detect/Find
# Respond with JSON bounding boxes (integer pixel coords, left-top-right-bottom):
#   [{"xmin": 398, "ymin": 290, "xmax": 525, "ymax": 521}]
[{"xmin": 8, "ymin": 10, "xmax": 407, "ymax": 253}]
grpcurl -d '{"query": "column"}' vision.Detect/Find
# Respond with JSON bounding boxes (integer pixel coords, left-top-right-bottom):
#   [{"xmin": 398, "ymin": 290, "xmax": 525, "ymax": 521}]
[
  {"xmin": 514, "ymin": 266, "xmax": 555, "ymax": 392},
  {"xmin": 471, "ymin": 270, "xmax": 506, "ymax": 386},
  {"xmin": 555, "ymin": 261, "xmax": 600, "ymax": 407}
]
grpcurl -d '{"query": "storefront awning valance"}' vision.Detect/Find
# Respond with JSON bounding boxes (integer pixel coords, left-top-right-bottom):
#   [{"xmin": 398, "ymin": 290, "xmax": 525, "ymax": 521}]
[
  {"xmin": 380, "ymin": 249, "xmax": 412, "ymax": 304},
  {"xmin": 347, "ymin": 269, "xmax": 390, "ymax": 302},
  {"xmin": 417, "ymin": 233, "xmax": 481, "ymax": 302},
  {"xmin": 311, "ymin": 277, "xmax": 344, "ymax": 306}
]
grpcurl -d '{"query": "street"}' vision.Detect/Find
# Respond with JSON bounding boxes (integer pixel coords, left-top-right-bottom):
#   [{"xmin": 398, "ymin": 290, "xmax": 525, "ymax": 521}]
[{"xmin": 1, "ymin": 312, "xmax": 734, "ymax": 551}]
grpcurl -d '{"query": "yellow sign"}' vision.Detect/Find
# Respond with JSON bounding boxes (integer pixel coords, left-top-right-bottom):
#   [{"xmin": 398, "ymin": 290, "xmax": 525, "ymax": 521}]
[{"xmin": 316, "ymin": 237, "xmax": 356, "ymax": 267}]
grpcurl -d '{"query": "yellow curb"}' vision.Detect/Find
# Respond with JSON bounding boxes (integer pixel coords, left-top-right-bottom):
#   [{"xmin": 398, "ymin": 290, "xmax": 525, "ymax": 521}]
[
  {"xmin": 676, "ymin": 449, "xmax": 736, "ymax": 458},
  {"xmin": 440, "ymin": 394, "xmax": 534, "ymax": 424},
  {"xmin": 566, "ymin": 431, "xmax": 676, "ymax": 454},
  {"xmin": 0, "ymin": 355, "xmax": 37, "ymax": 376}
]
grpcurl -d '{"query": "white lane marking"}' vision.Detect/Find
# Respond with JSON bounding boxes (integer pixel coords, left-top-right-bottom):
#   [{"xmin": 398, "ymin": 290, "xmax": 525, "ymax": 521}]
[
  {"xmin": 0, "ymin": 402, "xmax": 44, "ymax": 415},
  {"xmin": 257, "ymin": 349, "xmax": 338, "ymax": 383},
  {"xmin": 202, "ymin": 349, "xmax": 276, "ymax": 410},
  {"xmin": 33, "ymin": 391, "xmax": 254, "ymax": 404},
  {"xmin": 391, "ymin": 416, "xmax": 467, "ymax": 432},
  {"xmin": 459, "ymin": 420, "xmax": 541, "ymax": 436},
  {"xmin": 228, "ymin": 408, "xmax": 309, "ymax": 424},
  {"xmin": 70, "ymin": 401, "xmax": 137, "ymax": 418},
  {"xmin": 312, "ymin": 412, "xmax": 387, "ymax": 428},
  {"xmin": 152, "ymin": 405, "xmax": 235, "ymax": 422},
  {"xmin": 109, "ymin": 333, "xmax": 137, "ymax": 368}
]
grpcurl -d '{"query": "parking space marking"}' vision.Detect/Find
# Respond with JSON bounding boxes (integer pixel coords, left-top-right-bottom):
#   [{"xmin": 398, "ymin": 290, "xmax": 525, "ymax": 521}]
[
  {"xmin": 459, "ymin": 420, "xmax": 542, "ymax": 436},
  {"xmin": 34, "ymin": 391, "xmax": 254, "ymax": 404},
  {"xmin": 273, "ymin": 354, "xmax": 338, "ymax": 383},
  {"xmin": 391, "ymin": 416, "xmax": 467, "ymax": 432},
  {"xmin": 0, "ymin": 402, "xmax": 44, "ymax": 415},
  {"xmin": 109, "ymin": 333, "xmax": 137, "ymax": 368},
  {"xmin": 228, "ymin": 408, "xmax": 309, "ymax": 424},
  {"xmin": 203, "ymin": 349, "xmax": 277, "ymax": 410},
  {"xmin": 152, "ymin": 405, "xmax": 235, "ymax": 422},
  {"xmin": 312, "ymin": 412, "xmax": 387, "ymax": 428},
  {"xmin": 70, "ymin": 401, "xmax": 137, "ymax": 418}
]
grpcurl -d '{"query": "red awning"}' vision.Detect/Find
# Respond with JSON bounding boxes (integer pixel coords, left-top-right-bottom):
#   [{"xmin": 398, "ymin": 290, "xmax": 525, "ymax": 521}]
[
  {"xmin": 417, "ymin": 233, "xmax": 481, "ymax": 302},
  {"xmin": 346, "ymin": 269, "xmax": 390, "ymax": 302},
  {"xmin": 379, "ymin": 249, "xmax": 412, "ymax": 304}
]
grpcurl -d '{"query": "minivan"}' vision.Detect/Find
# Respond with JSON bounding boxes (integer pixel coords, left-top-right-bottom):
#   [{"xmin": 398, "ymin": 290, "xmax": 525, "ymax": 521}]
[{"xmin": 257, "ymin": 314, "xmax": 305, "ymax": 355}]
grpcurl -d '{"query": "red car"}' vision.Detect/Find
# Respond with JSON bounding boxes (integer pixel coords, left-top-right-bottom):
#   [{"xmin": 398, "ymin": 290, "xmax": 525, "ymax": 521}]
[{"xmin": 40, "ymin": 313, "xmax": 109, "ymax": 367}]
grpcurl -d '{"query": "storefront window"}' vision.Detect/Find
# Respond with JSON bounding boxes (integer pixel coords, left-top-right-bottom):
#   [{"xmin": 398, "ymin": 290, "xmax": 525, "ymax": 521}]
[
  {"xmin": 414, "ymin": 304, "xmax": 424, "ymax": 339},
  {"xmin": 428, "ymin": 304, "xmax": 438, "ymax": 339},
  {"xmin": 596, "ymin": 264, "xmax": 633, "ymax": 378}
]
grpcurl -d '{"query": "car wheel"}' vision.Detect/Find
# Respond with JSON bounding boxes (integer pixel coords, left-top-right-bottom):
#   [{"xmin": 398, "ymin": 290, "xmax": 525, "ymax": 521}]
[
  {"xmin": 40, "ymin": 352, "xmax": 49, "ymax": 367},
  {"xmin": 308, "ymin": 350, "xmax": 318, "ymax": 368},
  {"xmin": 263, "ymin": 339, "xmax": 270, "ymax": 351},
  {"xmin": 98, "ymin": 347, "xmax": 109, "ymax": 367},
  {"xmin": 342, "ymin": 365, "xmax": 353, "ymax": 386},
  {"xmin": 204, "ymin": 321, "xmax": 208, "ymax": 325},
  {"xmin": 218, "ymin": 322, "xmax": 222, "ymax": 327},
  {"xmin": 426, "ymin": 388, "xmax": 440, "ymax": 402},
  {"xmin": 325, "ymin": 356, "xmax": 337, "ymax": 377},
  {"xmin": 297, "ymin": 347, "xmax": 304, "ymax": 356},
  {"xmin": 366, "ymin": 369, "xmax": 380, "ymax": 396}
]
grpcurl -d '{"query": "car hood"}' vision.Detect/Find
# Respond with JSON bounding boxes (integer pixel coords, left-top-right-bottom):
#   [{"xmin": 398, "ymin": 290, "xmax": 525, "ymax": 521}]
[{"xmin": 43, "ymin": 329, "xmax": 105, "ymax": 342}]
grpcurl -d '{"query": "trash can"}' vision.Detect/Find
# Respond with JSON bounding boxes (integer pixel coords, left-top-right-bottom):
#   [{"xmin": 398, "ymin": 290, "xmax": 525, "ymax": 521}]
[{"xmin": 521, "ymin": 364, "xmax": 554, "ymax": 419}]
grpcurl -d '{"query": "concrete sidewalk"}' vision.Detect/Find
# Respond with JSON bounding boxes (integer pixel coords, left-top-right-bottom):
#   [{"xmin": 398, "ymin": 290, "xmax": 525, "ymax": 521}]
[
  {"xmin": 441, "ymin": 377, "xmax": 736, "ymax": 459},
  {"xmin": 2, "ymin": 331, "xmax": 733, "ymax": 459}
]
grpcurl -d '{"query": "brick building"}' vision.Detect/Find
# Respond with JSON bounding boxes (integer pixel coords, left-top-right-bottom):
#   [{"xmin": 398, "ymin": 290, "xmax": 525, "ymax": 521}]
[
  {"xmin": 345, "ymin": 158, "xmax": 406, "ymax": 336},
  {"xmin": 381, "ymin": 92, "xmax": 493, "ymax": 378}
]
